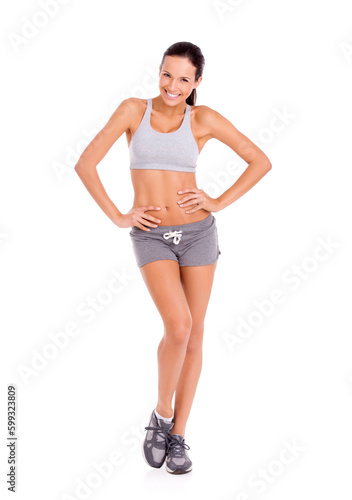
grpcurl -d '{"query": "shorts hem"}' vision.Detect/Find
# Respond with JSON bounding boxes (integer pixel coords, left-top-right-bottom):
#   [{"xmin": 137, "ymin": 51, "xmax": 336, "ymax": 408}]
[
  {"xmin": 138, "ymin": 257, "xmax": 178, "ymax": 268},
  {"xmin": 179, "ymin": 256, "xmax": 220, "ymax": 267}
]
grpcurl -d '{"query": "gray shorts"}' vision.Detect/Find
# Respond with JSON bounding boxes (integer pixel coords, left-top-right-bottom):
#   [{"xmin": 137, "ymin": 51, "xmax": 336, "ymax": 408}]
[{"xmin": 129, "ymin": 213, "xmax": 221, "ymax": 268}]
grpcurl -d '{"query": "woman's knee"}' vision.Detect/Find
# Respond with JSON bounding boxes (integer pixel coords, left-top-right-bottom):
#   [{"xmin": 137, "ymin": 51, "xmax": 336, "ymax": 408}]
[
  {"xmin": 164, "ymin": 315, "xmax": 192, "ymax": 345},
  {"xmin": 186, "ymin": 323, "xmax": 204, "ymax": 353}
]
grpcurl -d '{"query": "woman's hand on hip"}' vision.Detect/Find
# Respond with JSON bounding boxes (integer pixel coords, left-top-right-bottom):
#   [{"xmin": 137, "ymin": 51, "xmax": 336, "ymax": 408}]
[
  {"xmin": 177, "ymin": 188, "xmax": 221, "ymax": 214},
  {"xmin": 114, "ymin": 206, "xmax": 161, "ymax": 231}
]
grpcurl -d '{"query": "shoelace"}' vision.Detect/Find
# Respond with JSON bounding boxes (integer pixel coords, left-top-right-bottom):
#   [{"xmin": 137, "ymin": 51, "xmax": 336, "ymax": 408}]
[
  {"xmin": 144, "ymin": 425, "xmax": 174, "ymax": 447},
  {"xmin": 167, "ymin": 435, "xmax": 190, "ymax": 457},
  {"xmin": 163, "ymin": 230, "xmax": 183, "ymax": 245}
]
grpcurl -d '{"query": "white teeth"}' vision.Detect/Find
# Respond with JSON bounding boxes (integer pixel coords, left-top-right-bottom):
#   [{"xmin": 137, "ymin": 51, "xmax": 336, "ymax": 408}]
[{"xmin": 166, "ymin": 90, "xmax": 180, "ymax": 97}]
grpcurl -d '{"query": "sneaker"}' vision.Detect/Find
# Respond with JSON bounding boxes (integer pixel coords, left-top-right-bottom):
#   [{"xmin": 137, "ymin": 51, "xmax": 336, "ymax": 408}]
[
  {"xmin": 142, "ymin": 409, "xmax": 174, "ymax": 468},
  {"xmin": 165, "ymin": 433, "xmax": 192, "ymax": 474}
]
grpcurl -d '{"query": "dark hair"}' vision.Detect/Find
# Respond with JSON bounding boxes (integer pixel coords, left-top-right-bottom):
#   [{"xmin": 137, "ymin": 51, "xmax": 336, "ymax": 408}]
[{"xmin": 160, "ymin": 41, "xmax": 205, "ymax": 106}]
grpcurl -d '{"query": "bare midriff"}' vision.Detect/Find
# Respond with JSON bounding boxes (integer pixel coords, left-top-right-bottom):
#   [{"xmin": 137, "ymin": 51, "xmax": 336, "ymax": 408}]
[{"xmin": 130, "ymin": 169, "xmax": 210, "ymax": 226}]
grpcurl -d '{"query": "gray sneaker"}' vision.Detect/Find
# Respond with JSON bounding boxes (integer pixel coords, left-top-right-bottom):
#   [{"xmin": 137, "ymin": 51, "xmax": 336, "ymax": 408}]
[
  {"xmin": 165, "ymin": 434, "xmax": 192, "ymax": 474},
  {"xmin": 143, "ymin": 409, "xmax": 174, "ymax": 468}
]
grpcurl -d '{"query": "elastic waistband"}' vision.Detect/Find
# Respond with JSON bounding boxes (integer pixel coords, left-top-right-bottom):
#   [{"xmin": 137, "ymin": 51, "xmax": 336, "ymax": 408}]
[
  {"xmin": 130, "ymin": 163, "xmax": 196, "ymax": 173},
  {"xmin": 133, "ymin": 213, "xmax": 214, "ymax": 233}
]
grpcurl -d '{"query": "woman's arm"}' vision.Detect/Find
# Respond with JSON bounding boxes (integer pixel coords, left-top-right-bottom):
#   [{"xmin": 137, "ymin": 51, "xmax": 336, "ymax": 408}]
[
  {"xmin": 74, "ymin": 98, "xmax": 135, "ymax": 225},
  {"xmin": 201, "ymin": 106, "xmax": 272, "ymax": 211}
]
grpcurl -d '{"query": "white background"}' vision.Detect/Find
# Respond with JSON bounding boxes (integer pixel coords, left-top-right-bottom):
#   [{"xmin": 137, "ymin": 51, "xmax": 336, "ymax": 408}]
[{"xmin": 1, "ymin": 0, "xmax": 352, "ymax": 498}]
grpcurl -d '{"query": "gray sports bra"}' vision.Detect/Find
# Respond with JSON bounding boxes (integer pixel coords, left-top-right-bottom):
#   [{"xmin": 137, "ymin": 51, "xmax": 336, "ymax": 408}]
[{"xmin": 129, "ymin": 98, "xmax": 199, "ymax": 173}]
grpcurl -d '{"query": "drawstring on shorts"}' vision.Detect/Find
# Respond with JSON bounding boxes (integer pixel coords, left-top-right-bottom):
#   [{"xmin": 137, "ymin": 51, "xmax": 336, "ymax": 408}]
[{"xmin": 163, "ymin": 230, "xmax": 183, "ymax": 245}]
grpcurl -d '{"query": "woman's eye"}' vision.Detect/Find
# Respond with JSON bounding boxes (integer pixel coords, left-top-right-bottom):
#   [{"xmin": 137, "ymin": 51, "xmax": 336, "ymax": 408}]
[{"xmin": 163, "ymin": 73, "xmax": 188, "ymax": 82}]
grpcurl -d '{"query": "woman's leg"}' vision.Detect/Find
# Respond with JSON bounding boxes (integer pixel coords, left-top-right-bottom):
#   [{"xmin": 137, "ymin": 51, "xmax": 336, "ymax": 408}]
[
  {"xmin": 172, "ymin": 262, "xmax": 217, "ymax": 437},
  {"xmin": 139, "ymin": 259, "xmax": 192, "ymax": 419}
]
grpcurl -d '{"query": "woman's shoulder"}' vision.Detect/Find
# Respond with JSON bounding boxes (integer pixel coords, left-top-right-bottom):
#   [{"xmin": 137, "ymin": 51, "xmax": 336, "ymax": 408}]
[
  {"xmin": 119, "ymin": 97, "xmax": 149, "ymax": 126},
  {"xmin": 192, "ymin": 103, "xmax": 219, "ymax": 118},
  {"xmin": 191, "ymin": 103, "xmax": 220, "ymax": 128},
  {"xmin": 122, "ymin": 97, "xmax": 148, "ymax": 113}
]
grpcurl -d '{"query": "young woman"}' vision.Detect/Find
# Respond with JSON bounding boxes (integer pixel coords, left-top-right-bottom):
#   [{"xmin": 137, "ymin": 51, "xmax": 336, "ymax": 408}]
[{"xmin": 74, "ymin": 41, "xmax": 272, "ymax": 475}]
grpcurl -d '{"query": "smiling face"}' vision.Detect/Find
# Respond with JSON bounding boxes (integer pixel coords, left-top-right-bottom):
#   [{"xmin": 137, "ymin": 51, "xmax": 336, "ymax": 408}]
[{"xmin": 159, "ymin": 55, "xmax": 202, "ymax": 105}]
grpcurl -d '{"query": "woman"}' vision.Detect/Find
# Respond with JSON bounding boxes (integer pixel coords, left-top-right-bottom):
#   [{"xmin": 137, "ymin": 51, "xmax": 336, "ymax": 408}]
[{"xmin": 74, "ymin": 41, "xmax": 272, "ymax": 475}]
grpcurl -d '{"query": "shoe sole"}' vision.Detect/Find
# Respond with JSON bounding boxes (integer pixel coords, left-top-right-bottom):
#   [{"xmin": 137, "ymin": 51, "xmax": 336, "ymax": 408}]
[{"xmin": 166, "ymin": 464, "xmax": 192, "ymax": 474}]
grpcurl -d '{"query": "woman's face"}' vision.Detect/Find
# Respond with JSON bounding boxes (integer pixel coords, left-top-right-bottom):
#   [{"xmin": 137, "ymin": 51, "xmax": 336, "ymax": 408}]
[{"xmin": 159, "ymin": 55, "xmax": 201, "ymax": 104}]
